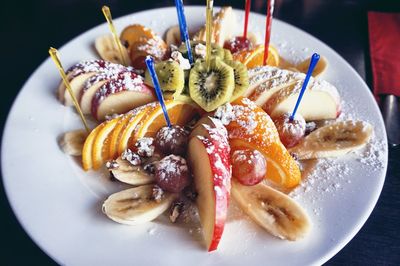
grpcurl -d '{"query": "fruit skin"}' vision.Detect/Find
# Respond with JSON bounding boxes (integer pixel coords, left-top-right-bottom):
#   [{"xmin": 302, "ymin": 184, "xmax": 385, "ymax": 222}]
[
  {"xmin": 188, "ymin": 118, "xmax": 231, "ymax": 252},
  {"xmin": 224, "ymin": 59, "xmax": 249, "ymax": 101},
  {"xmin": 154, "ymin": 155, "xmax": 190, "ymax": 193},
  {"xmin": 189, "ymin": 57, "xmax": 235, "ymax": 112},
  {"xmin": 231, "ymin": 149, "xmax": 267, "ymax": 186},
  {"xmin": 273, "ymin": 112, "xmax": 306, "ymax": 148},
  {"xmin": 214, "ymin": 97, "xmax": 301, "ymax": 189},
  {"xmin": 90, "ymin": 71, "xmax": 155, "ymax": 121}
]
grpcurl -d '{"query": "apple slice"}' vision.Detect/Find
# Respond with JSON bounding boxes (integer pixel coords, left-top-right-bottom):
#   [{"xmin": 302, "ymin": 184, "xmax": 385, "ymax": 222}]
[
  {"xmin": 188, "ymin": 119, "xmax": 231, "ymax": 252},
  {"xmin": 264, "ymin": 79, "xmax": 341, "ymax": 121},
  {"xmin": 91, "ymin": 71, "xmax": 156, "ymax": 121},
  {"xmin": 58, "ymin": 60, "xmax": 125, "ymax": 105}
]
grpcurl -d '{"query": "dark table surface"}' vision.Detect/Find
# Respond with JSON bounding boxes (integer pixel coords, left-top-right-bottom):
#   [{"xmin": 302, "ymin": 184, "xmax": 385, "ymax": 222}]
[{"xmin": 1, "ymin": 0, "xmax": 399, "ymax": 265}]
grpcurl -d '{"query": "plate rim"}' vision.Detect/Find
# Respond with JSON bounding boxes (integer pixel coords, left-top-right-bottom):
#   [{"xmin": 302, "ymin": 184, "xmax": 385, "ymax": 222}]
[{"xmin": 1, "ymin": 5, "xmax": 388, "ymax": 266}]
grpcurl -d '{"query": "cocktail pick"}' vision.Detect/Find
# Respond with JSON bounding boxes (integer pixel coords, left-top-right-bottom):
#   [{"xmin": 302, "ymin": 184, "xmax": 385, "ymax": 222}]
[
  {"xmin": 206, "ymin": 0, "xmax": 214, "ymax": 71},
  {"xmin": 49, "ymin": 47, "xmax": 90, "ymax": 133},
  {"xmin": 175, "ymin": 0, "xmax": 193, "ymax": 64},
  {"xmin": 290, "ymin": 53, "xmax": 320, "ymax": 121},
  {"xmin": 263, "ymin": 0, "xmax": 275, "ymax": 66},
  {"xmin": 145, "ymin": 56, "xmax": 172, "ymax": 127},
  {"xmin": 243, "ymin": 0, "xmax": 251, "ymax": 39},
  {"xmin": 102, "ymin": 5, "xmax": 129, "ymax": 66}
]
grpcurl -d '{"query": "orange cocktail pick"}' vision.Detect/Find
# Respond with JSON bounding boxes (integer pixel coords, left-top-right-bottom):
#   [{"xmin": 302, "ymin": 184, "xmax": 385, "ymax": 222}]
[
  {"xmin": 49, "ymin": 47, "xmax": 90, "ymax": 133},
  {"xmin": 102, "ymin": 5, "xmax": 129, "ymax": 66}
]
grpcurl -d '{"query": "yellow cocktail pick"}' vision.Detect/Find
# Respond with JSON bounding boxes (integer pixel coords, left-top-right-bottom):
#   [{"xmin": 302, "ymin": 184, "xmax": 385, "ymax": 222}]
[
  {"xmin": 102, "ymin": 5, "xmax": 129, "ymax": 66},
  {"xmin": 48, "ymin": 47, "xmax": 90, "ymax": 133},
  {"xmin": 205, "ymin": 0, "xmax": 214, "ymax": 71}
]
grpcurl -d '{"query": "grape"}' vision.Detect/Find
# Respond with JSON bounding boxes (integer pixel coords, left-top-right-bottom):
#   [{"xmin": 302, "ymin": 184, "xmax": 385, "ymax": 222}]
[
  {"xmin": 154, "ymin": 155, "xmax": 190, "ymax": 193},
  {"xmin": 155, "ymin": 125, "xmax": 189, "ymax": 156},
  {"xmin": 273, "ymin": 113, "xmax": 306, "ymax": 148},
  {"xmin": 224, "ymin": 36, "xmax": 253, "ymax": 54},
  {"xmin": 232, "ymin": 149, "xmax": 267, "ymax": 186}
]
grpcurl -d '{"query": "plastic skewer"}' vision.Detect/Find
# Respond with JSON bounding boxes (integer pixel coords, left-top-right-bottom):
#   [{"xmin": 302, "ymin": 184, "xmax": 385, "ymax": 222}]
[
  {"xmin": 206, "ymin": 0, "xmax": 214, "ymax": 71},
  {"xmin": 49, "ymin": 47, "xmax": 90, "ymax": 133},
  {"xmin": 145, "ymin": 56, "xmax": 172, "ymax": 128},
  {"xmin": 243, "ymin": 0, "xmax": 251, "ymax": 39},
  {"xmin": 290, "ymin": 53, "xmax": 320, "ymax": 121},
  {"xmin": 175, "ymin": 0, "xmax": 193, "ymax": 64},
  {"xmin": 102, "ymin": 6, "xmax": 129, "ymax": 66},
  {"xmin": 263, "ymin": 0, "xmax": 275, "ymax": 66}
]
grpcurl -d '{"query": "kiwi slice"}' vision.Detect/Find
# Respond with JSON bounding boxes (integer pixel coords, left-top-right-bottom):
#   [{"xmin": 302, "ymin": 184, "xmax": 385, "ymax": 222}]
[
  {"xmin": 189, "ymin": 57, "xmax": 235, "ymax": 112},
  {"xmin": 223, "ymin": 49, "xmax": 233, "ymax": 61},
  {"xmin": 179, "ymin": 41, "xmax": 225, "ymax": 62},
  {"xmin": 144, "ymin": 60, "xmax": 184, "ymax": 92},
  {"xmin": 224, "ymin": 60, "xmax": 249, "ymax": 101}
]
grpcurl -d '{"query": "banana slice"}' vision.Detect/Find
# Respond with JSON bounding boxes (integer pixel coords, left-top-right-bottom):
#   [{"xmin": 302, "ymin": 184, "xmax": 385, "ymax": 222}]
[
  {"xmin": 110, "ymin": 157, "xmax": 155, "ymax": 186},
  {"xmin": 58, "ymin": 129, "xmax": 88, "ymax": 156},
  {"xmin": 247, "ymin": 32, "xmax": 261, "ymax": 46},
  {"xmin": 289, "ymin": 120, "xmax": 373, "ymax": 160},
  {"xmin": 296, "ymin": 56, "xmax": 328, "ymax": 77},
  {"xmin": 94, "ymin": 34, "xmax": 131, "ymax": 65},
  {"xmin": 231, "ymin": 179, "xmax": 311, "ymax": 240},
  {"xmin": 165, "ymin": 25, "xmax": 181, "ymax": 46},
  {"xmin": 103, "ymin": 184, "xmax": 178, "ymax": 225}
]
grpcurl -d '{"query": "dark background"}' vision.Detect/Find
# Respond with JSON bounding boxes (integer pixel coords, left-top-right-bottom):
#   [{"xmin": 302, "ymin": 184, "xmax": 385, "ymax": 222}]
[{"xmin": 1, "ymin": 0, "xmax": 399, "ymax": 265}]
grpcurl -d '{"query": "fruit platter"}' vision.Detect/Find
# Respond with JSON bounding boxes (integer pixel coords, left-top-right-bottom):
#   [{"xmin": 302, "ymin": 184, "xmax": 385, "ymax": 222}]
[{"xmin": 1, "ymin": 3, "xmax": 388, "ymax": 265}]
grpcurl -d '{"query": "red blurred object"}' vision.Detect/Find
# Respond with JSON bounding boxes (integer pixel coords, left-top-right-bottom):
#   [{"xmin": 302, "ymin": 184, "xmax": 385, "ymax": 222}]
[
  {"xmin": 368, "ymin": 12, "xmax": 400, "ymax": 97},
  {"xmin": 224, "ymin": 36, "xmax": 252, "ymax": 54},
  {"xmin": 243, "ymin": 0, "xmax": 251, "ymax": 39},
  {"xmin": 263, "ymin": 0, "xmax": 275, "ymax": 65}
]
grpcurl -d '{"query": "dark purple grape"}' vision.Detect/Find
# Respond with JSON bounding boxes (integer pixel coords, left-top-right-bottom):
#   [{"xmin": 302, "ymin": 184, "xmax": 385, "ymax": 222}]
[
  {"xmin": 155, "ymin": 125, "xmax": 189, "ymax": 156},
  {"xmin": 154, "ymin": 155, "xmax": 190, "ymax": 193}
]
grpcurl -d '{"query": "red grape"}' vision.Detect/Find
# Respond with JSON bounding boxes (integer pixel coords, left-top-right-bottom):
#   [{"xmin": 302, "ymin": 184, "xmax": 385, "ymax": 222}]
[
  {"xmin": 231, "ymin": 149, "xmax": 267, "ymax": 186},
  {"xmin": 154, "ymin": 155, "xmax": 190, "ymax": 193},
  {"xmin": 273, "ymin": 113, "xmax": 306, "ymax": 148},
  {"xmin": 155, "ymin": 125, "xmax": 189, "ymax": 156},
  {"xmin": 224, "ymin": 36, "xmax": 252, "ymax": 54}
]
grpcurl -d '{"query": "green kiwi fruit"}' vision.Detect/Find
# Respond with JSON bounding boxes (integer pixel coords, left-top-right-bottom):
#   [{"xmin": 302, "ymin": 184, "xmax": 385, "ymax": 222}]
[
  {"xmin": 189, "ymin": 57, "xmax": 235, "ymax": 112},
  {"xmin": 144, "ymin": 60, "xmax": 184, "ymax": 92},
  {"xmin": 178, "ymin": 41, "xmax": 225, "ymax": 62},
  {"xmin": 223, "ymin": 49, "xmax": 233, "ymax": 61},
  {"xmin": 224, "ymin": 60, "xmax": 249, "ymax": 101}
]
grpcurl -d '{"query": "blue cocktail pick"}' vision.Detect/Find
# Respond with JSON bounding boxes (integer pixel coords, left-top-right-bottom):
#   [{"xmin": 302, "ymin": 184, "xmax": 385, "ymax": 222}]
[
  {"xmin": 175, "ymin": 0, "xmax": 193, "ymax": 64},
  {"xmin": 145, "ymin": 56, "xmax": 172, "ymax": 128},
  {"xmin": 290, "ymin": 53, "xmax": 320, "ymax": 121}
]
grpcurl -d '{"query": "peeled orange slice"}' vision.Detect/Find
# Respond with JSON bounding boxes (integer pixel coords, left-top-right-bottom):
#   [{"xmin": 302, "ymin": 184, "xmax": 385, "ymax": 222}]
[
  {"xmin": 135, "ymin": 100, "xmax": 201, "ymax": 139},
  {"xmin": 234, "ymin": 45, "xmax": 279, "ymax": 68},
  {"xmin": 225, "ymin": 97, "xmax": 301, "ymax": 189},
  {"xmin": 92, "ymin": 117, "xmax": 121, "ymax": 170}
]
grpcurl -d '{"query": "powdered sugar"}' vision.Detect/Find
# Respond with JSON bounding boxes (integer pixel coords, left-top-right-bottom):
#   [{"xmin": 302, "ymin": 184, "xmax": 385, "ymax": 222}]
[{"xmin": 135, "ymin": 137, "xmax": 155, "ymax": 157}]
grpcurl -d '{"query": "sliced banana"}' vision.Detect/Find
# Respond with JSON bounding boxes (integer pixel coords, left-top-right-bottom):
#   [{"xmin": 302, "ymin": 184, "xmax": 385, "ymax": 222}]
[
  {"xmin": 296, "ymin": 56, "xmax": 328, "ymax": 77},
  {"xmin": 58, "ymin": 129, "xmax": 88, "ymax": 156},
  {"xmin": 247, "ymin": 32, "xmax": 261, "ymax": 46},
  {"xmin": 231, "ymin": 179, "xmax": 311, "ymax": 240},
  {"xmin": 94, "ymin": 34, "xmax": 131, "ymax": 66},
  {"xmin": 289, "ymin": 120, "xmax": 373, "ymax": 160},
  {"xmin": 102, "ymin": 184, "xmax": 178, "ymax": 225},
  {"xmin": 110, "ymin": 157, "xmax": 155, "ymax": 186},
  {"xmin": 165, "ymin": 25, "xmax": 181, "ymax": 46}
]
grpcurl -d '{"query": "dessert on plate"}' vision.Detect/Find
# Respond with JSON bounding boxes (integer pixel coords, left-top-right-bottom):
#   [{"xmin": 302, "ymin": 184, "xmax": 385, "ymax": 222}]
[{"xmin": 56, "ymin": 6, "xmax": 373, "ymax": 252}]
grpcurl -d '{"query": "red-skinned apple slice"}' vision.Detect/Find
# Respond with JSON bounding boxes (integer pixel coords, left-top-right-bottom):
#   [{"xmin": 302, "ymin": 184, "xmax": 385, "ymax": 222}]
[
  {"xmin": 58, "ymin": 60, "xmax": 125, "ymax": 105},
  {"xmin": 91, "ymin": 71, "xmax": 156, "ymax": 121},
  {"xmin": 264, "ymin": 79, "xmax": 341, "ymax": 121},
  {"xmin": 188, "ymin": 118, "xmax": 231, "ymax": 252}
]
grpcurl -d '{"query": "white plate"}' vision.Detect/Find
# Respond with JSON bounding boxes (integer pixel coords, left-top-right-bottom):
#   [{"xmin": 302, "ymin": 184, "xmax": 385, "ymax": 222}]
[{"xmin": 1, "ymin": 6, "xmax": 388, "ymax": 266}]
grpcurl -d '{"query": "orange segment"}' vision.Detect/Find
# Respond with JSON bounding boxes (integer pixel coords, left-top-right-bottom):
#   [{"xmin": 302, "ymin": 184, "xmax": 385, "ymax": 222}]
[
  {"xmin": 135, "ymin": 100, "xmax": 202, "ymax": 139},
  {"xmin": 82, "ymin": 125, "xmax": 104, "ymax": 171},
  {"xmin": 92, "ymin": 117, "xmax": 121, "ymax": 170},
  {"xmin": 233, "ymin": 45, "xmax": 279, "ymax": 68},
  {"xmin": 225, "ymin": 97, "xmax": 301, "ymax": 189},
  {"xmin": 117, "ymin": 103, "xmax": 157, "ymax": 155},
  {"xmin": 108, "ymin": 112, "xmax": 135, "ymax": 159}
]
